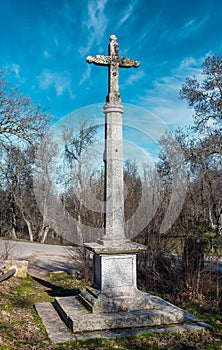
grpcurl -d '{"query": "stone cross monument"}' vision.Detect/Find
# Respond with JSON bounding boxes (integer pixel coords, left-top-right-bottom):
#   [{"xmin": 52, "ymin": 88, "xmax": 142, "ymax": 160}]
[
  {"xmin": 83, "ymin": 34, "xmax": 153, "ymax": 312},
  {"xmin": 35, "ymin": 35, "xmax": 194, "ymax": 339}
]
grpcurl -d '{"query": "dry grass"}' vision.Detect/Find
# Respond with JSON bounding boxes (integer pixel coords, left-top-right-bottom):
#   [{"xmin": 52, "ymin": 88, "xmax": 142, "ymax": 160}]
[{"xmin": 0, "ymin": 274, "xmax": 221, "ymax": 350}]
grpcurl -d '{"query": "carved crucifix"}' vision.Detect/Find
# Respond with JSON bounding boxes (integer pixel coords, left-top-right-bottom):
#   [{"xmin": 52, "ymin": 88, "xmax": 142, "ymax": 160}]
[{"xmin": 86, "ymin": 35, "xmax": 140, "ymax": 104}]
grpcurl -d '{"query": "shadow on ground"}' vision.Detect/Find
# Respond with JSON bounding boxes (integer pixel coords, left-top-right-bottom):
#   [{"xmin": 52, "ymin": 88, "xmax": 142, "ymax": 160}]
[
  {"xmin": 28, "ymin": 257, "xmax": 80, "ymax": 276},
  {"xmin": 32, "ymin": 276, "xmax": 80, "ymax": 297}
]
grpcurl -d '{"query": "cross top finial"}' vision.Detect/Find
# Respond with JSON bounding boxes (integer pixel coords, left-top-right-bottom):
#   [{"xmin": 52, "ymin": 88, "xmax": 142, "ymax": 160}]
[
  {"xmin": 86, "ymin": 34, "xmax": 140, "ymax": 104},
  {"xmin": 110, "ymin": 34, "xmax": 117, "ymax": 41}
]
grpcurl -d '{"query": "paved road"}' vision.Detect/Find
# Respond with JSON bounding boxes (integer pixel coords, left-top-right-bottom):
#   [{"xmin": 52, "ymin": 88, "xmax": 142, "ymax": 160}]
[
  {"xmin": 1, "ymin": 239, "xmax": 221, "ymax": 275},
  {"xmin": 0, "ymin": 239, "xmax": 80, "ymax": 276}
]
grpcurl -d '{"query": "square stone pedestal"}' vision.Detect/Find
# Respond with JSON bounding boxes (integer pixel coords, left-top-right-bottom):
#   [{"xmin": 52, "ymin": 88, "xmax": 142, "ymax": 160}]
[{"xmin": 80, "ymin": 241, "xmax": 154, "ymax": 313}]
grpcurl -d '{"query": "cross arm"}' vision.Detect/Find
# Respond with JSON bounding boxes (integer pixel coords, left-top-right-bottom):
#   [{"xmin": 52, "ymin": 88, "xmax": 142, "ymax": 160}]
[
  {"xmin": 86, "ymin": 55, "xmax": 110, "ymax": 66},
  {"xmin": 118, "ymin": 57, "xmax": 140, "ymax": 68}
]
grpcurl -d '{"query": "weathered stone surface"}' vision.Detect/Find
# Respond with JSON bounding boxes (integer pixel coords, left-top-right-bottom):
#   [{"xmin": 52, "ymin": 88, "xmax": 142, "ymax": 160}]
[
  {"xmin": 85, "ymin": 240, "xmax": 146, "ymax": 253},
  {"xmin": 94, "ymin": 253, "xmax": 137, "ymax": 291},
  {"xmin": 4, "ymin": 260, "xmax": 28, "ymax": 277},
  {"xmin": 35, "ymin": 299, "xmax": 211, "ymax": 343},
  {"xmin": 52, "ymin": 294, "xmax": 197, "ymax": 334},
  {"xmin": 86, "ymin": 35, "xmax": 139, "ymax": 104},
  {"xmin": 103, "ymin": 104, "xmax": 125, "ymax": 240},
  {"xmin": 35, "ymin": 302, "xmax": 74, "ymax": 343},
  {"xmin": 78, "ymin": 286, "xmax": 153, "ymax": 313},
  {"xmin": 86, "ymin": 35, "xmax": 139, "ymax": 244},
  {"xmin": 83, "ymin": 242, "xmax": 153, "ymax": 312}
]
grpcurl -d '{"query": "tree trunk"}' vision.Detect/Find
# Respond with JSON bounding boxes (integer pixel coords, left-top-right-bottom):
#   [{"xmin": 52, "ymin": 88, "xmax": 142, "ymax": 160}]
[
  {"xmin": 11, "ymin": 226, "xmax": 17, "ymax": 239},
  {"xmin": 77, "ymin": 212, "xmax": 83, "ymax": 245},
  {"xmin": 23, "ymin": 217, "xmax": 33, "ymax": 241},
  {"xmin": 40, "ymin": 226, "xmax": 50, "ymax": 243},
  {"xmin": 11, "ymin": 210, "xmax": 17, "ymax": 239}
]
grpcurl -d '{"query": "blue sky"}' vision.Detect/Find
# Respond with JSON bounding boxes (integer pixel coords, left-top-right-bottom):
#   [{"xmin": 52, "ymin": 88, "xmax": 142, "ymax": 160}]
[{"xmin": 1, "ymin": 0, "xmax": 222, "ymax": 129}]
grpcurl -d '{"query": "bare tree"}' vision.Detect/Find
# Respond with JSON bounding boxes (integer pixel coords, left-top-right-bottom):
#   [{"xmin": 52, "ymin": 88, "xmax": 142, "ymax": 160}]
[
  {"xmin": 0, "ymin": 70, "xmax": 51, "ymax": 240},
  {"xmin": 33, "ymin": 134, "xmax": 60, "ymax": 243},
  {"xmin": 0, "ymin": 71, "xmax": 50, "ymax": 145},
  {"xmin": 62, "ymin": 121, "xmax": 99, "ymax": 243},
  {"xmin": 0, "ymin": 145, "xmax": 40, "ymax": 240},
  {"xmin": 180, "ymin": 55, "xmax": 222, "ymax": 131}
]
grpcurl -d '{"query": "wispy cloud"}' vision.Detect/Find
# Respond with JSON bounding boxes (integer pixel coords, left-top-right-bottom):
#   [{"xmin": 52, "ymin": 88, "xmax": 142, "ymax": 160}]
[
  {"xmin": 54, "ymin": 36, "xmax": 59, "ymax": 47},
  {"xmin": 6, "ymin": 63, "xmax": 25, "ymax": 83},
  {"xmin": 177, "ymin": 56, "xmax": 204, "ymax": 77},
  {"xmin": 79, "ymin": 36, "xmax": 95, "ymax": 58},
  {"xmin": 117, "ymin": 0, "xmax": 138, "ymax": 28},
  {"xmin": 38, "ymin": 69, "xmax": 75, "ymax": 99},
  {"xmin": 79, "ymin": 65, "xmax": 91, "ymax": 86},
  {"xmin": 173, "ymin": 16, "xmax": 208, "ymax": 42},
  {"xmin": 124, "ymin": 70, "xmax": 145, "ymax": 86},
  {"xmin": 79, "ymin": 0, "xmax": 108, "ymax": 57},
  {"xmin": 136, "ymin": 56, "xmax": 204, "ymax": 127},
  {"xmin": 43, "ymin": 50, "xmax": 51, "ymax": 59}
]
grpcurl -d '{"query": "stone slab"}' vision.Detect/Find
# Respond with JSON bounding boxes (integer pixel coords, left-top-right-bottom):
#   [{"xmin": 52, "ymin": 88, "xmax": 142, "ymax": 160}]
[
  {"xmin": 35, "ymin": 299, "xmax": 211, "ymax": 343},
  {"xmin": 85, "ymin": 241, "xmax": 146, "ymax": 254},
  {"xmin": 35, "ymin": 302, "xmax": 73, "ymax": 343},
  {"xmin": 54, "ymin": 294, "xmax": 193, "ymax": 334}
]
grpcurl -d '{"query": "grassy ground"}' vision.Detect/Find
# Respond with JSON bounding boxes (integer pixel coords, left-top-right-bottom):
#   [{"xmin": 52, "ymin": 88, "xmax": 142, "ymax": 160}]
[{"xmin": 0, "ymin": 272, "xmax": 221, "ymax": 350}]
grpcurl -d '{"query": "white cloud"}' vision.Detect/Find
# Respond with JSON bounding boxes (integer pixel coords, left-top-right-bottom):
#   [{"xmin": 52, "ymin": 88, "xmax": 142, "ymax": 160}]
[
  {"xmin": 79, "ymin": 65, "xmax": 91, "ymax": 86},
  {"xmin": 43, "ymin": 50, "xmax": 51, "ymax": 59},
  {"xmin": 85, "ymin": 0, "xmax": 108, "ymax": 33},
  {"xmin": 79, "ymin": 0, "xmax": 108, "ymax": 56},
  {"xmin": 172, "ymin": 16, "xmax": 208, "ymax": 42},
  {"xmin": 6, "ymin": 63, "xmax": 24, "ymax": 83},
  {"xmin": 79, "ymin": 36, "xmax": 95, "ymax": 58},
  {"xmin": 38, "ymin": 69, "xmax": 75, "ymax": 99},
  {"xmin": 152, "ymin": 76, "xmax": 182, "ymax": 93},
  {"xmin": 177, "ymin": 56, "xmax": 203, "ymax": 78},
  {"xmin": 117, "ymin": 0, "xmax": 138, "ymax": 28},
  {"xmin": 10, "ymin": 64, "xmax": 20, "ymax": 79},
  {"xmin": 135, "ymin": 56, "xmax": 205, "ymax": 128},
  {"xmin": 54, "ymin": 37, "xmax": 59, "ymax": 47},
  {"xmin": 150, "ymin": 98, "xmax": 194, "ymax": 129},
  {"xmin": 137, "ymin": 90, "xmax": 193, "ymax": 127},
  {"xmin": 124, "ymin": 70, "xmax": 145, "ymax": 86}
]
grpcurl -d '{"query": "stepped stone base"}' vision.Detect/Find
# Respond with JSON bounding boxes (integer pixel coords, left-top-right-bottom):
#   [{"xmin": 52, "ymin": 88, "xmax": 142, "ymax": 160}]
[
  {"xmin": 34, "ymin": 244, "xmax": 211, "ymax": 342},
  {"xmin": 78, "ymin": 286, "xmax": 154, "ymax": 313},
  {"xmin": 35, "ymin": 292, "xmax": 211, "ymax": 343},
  {"xmin": 54, "ymin": 294, "xmax": 185, "ymax": 333},
  {"xmin": 34, "ymin": 243, "xmax": 211, "ymax": 343}
]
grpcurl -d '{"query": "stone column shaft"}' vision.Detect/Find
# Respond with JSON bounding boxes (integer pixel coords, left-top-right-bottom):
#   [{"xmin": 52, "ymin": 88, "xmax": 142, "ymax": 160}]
[{"xmin": 99, "ymin": 103, "xmax": 127, "ymax": 244}]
